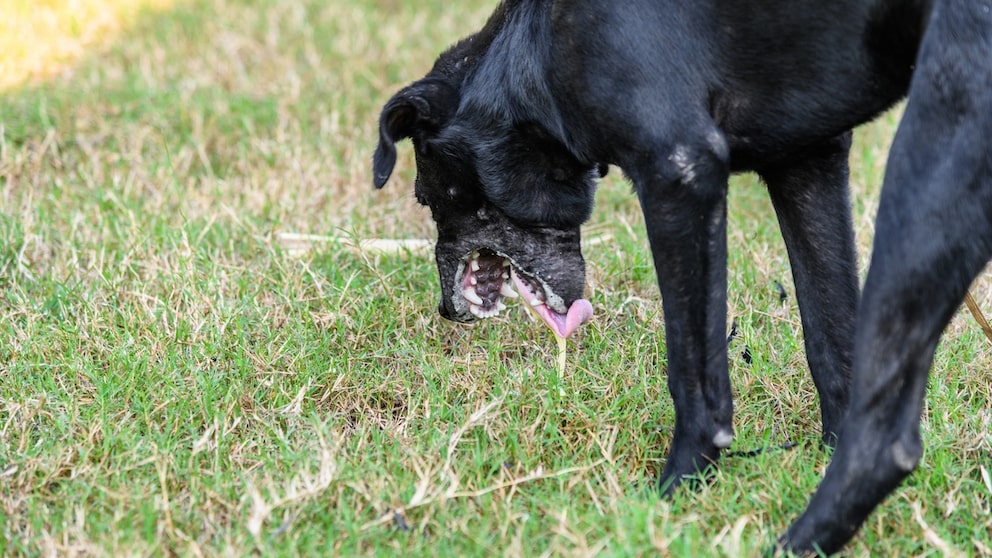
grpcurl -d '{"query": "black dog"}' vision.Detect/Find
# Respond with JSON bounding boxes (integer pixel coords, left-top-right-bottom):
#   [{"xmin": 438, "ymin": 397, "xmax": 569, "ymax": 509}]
[{"xmin": 373, "ymin": 1, "xmax": 991, "ymax": 554}]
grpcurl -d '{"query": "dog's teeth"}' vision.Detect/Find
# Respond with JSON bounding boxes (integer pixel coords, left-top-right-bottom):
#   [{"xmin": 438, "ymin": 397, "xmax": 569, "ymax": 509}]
[
  {"xmin": 463, "ymin": 288, "xmax": 484, "ymax": 305},
  {"xmin": 471, "ymin": 260, "xmax": 481, "ymax": 272},
  {"xmin": 502, "ymin": 259, "xmax": 511, "ymax": 267},
  {"xmin": 500, "ymin": 284, "xmax": 518, "ymax": 298},
  {"xmin": 470, "ymin": 276, "xmax": 478, "ymax": 285},
  {"xmin": 469, "ymin": 305, "xmax": 484, "ymax": 318},
  {"xmin": 476, "ymin": 306, "xmax": 496, "ymax": 318},
  {"xmin": 497, "ymin": 302, "xmax": 507, "ymax": 312},
  {"xmin": 530, "ymin": 298, "xmax": 545, "ymax": 307}
]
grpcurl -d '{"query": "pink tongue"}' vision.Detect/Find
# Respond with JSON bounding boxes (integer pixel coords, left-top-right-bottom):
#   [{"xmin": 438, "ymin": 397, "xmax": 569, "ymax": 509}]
[
  {"xmin": 550, "ymin": 299, "xmax": 594, "ymax": 338},
  {"xmin": 512, "ymin": 272, "xmax": 593, "ymax": 338}
]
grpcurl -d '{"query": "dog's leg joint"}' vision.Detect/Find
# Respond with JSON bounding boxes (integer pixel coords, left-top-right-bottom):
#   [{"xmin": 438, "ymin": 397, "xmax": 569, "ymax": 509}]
[
  {"xmin": 664, "ymin": 131, "xmax": 730, "ymax": 193},
  {"xmin": 890, "ymin": 437, "xmax": 922, "ymax": 473},
  {"xmin": 712, "ymin": 429, "xmax": 734, "ymax": 449}
]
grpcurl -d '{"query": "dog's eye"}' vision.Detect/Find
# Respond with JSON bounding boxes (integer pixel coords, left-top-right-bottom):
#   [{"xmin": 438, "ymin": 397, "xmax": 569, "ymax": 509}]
[{"xmin": 414, "ymin": 178, "xmax": 430, "ymax": 206}]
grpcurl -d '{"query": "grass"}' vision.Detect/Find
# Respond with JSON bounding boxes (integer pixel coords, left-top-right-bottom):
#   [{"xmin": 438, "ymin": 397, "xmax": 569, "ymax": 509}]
[{"xmin": 1, "ymin": 0, "xmax": 990, "ymax": 556}]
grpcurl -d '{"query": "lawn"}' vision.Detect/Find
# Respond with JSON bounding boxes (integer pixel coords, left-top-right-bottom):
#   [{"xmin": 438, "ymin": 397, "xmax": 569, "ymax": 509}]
[{"xmin": 1, "ymin": 0, "xmax": 990, "ymax": 556}]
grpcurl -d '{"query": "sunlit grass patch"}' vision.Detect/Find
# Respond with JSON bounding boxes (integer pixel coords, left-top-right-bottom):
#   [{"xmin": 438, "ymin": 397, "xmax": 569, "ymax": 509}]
[{"xmin": 0, "ymin": 0, "xmax": 181, "ymax": 91}]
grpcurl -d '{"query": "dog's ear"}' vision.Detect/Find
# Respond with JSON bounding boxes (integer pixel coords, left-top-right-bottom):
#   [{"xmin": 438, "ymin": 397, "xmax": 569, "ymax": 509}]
[{"xmin": 373, "ymin": 78, "xmax": 459, "ymax": 188}]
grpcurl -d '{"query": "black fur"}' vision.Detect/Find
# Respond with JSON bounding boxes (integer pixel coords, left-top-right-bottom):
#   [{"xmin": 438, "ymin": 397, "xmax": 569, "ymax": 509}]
[{"xmin": 373, "ymin": 0, "xmax": 992, "ymax": 554}]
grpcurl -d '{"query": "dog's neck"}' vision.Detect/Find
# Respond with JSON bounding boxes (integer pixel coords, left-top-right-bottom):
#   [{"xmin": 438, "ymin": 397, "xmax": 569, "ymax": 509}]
[{"xmin": 430, "ymin": 0, "xmax": 521, "ymax": 83}]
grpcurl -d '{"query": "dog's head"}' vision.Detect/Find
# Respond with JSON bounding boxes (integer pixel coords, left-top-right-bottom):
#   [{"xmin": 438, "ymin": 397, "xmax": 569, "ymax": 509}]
[{"xmin": 372, "ymin": 76, "xmax": 601, "ymax": 337}]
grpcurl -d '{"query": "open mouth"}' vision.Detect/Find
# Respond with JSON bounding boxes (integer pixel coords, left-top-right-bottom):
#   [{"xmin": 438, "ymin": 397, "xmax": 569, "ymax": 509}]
[{"xmin": 456, "ymin": 249, "xmax": 593, "ymax": 338}]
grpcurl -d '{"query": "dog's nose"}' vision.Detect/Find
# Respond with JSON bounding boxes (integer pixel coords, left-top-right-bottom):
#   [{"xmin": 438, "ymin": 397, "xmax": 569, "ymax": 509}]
[{"xmin": 437, "ymin": 300, "xmax": 454, "ymax": 321}]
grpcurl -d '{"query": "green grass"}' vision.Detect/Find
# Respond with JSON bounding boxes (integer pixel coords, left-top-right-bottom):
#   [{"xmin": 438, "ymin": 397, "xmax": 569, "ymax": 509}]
[{"xmin": 1, "ymin": 0, "xmax": 991, "ymax": 556}]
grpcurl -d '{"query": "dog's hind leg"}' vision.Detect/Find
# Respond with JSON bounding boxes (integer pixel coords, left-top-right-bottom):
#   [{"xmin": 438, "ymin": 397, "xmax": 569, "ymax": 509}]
[
  {"xmin": 624, "ymin": 123, "xmax": 737, "ymax": 494},
  {"xmin": 760, "ymin": 133, "xmax": 858, "ymax": 446},
  {"xmin": 778, "ymin": 4, "xmax": 992, "ymax": 553}
]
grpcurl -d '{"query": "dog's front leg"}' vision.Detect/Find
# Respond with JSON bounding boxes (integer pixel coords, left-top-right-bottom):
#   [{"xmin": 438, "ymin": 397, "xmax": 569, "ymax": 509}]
[
  {"xmin": 628, "ymin": 133, "xmax": 734, "ymax": 494},
  {"xmin": 778, "ymin": 8, "xmax": 992, "ymax": 552},
  {"xmin": 761, "ymin": 133, "xmax": 858, "ymax": 446}
]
